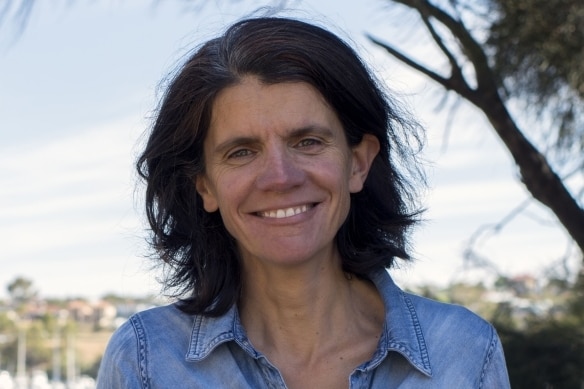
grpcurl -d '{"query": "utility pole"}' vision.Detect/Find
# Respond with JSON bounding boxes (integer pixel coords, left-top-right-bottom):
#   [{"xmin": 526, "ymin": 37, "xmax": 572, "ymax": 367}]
[
  {"xmin": 14, "ymin": 324, "xmax": 27, "ymax": 389},
  {"xmin": 66, "ymin": 332, "xmax": 76, "ymax": 389},
  {"xmin": 52, "ymin": 325, "xmax": 61, "ymax": 386}
]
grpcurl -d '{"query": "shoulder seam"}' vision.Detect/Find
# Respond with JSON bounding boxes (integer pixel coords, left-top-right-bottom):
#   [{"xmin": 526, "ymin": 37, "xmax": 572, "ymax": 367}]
[
  {"xmin": 477, "ymin": 324, "xmax": 497, "ymax": 389},
  {"xmin": 130, "ymin": 314, "xmax": 150, "ymax": 389}
]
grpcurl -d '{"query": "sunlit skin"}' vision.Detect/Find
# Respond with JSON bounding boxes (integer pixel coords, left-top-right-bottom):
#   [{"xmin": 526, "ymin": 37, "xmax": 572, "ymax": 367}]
[{"xmin": 196, "ymin": 77, "xmax": 384, "ymax": 388}]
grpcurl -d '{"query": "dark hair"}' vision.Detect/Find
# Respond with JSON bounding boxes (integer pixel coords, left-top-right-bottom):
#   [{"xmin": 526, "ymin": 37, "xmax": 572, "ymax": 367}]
[{"xmin": 137, "ymin": 17, "xmax": 425, "ymax": 316}]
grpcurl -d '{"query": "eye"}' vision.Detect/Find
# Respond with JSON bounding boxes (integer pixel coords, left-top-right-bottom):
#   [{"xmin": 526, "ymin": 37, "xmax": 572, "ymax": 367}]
[
  {"xmin": 227, "ymin": 148, "xmax": 254, "ymax": 159},
  {"xmin": 296, "ymin": 138, "xmax": 322, "ymax": 148}
]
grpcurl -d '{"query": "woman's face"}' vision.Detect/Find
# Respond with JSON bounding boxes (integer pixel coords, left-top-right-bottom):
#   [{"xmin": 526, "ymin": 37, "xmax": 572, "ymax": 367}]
[{"xmin": 196, "ymin": 76, "xmax": 378, "ymax": 269}]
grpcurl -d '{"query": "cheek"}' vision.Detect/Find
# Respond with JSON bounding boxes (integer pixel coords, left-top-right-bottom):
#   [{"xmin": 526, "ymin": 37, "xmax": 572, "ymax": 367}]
[
  {"xmin": 212, "ymin": 172, "xmax": 251, "ymax": 217},
  {"xmin": 318, "ymin": 159, "xmax": 353, "ymax": 207}
]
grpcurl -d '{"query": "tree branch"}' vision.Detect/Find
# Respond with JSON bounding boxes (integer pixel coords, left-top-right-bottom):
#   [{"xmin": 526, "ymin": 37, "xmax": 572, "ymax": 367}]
[
  {"xmin": 367, "ymin": 34, "xmax": 466, "ymax": 93},
  {"xmin": 374, "ymin": 0, "xmax": 584, "ymax": 254},
  {"xmin": 418, "ymin": 9, "xmax": 469, "ymax": 91},
  {"xmin": 391, "ymin": 0, "xmax": 495, "ymax": 93}
]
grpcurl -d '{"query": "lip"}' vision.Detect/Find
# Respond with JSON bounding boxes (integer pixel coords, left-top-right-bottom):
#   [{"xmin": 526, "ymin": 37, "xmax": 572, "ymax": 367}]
[{"xmin": 254, "ymin": 203, "xmax": 317, "ymax": 219}]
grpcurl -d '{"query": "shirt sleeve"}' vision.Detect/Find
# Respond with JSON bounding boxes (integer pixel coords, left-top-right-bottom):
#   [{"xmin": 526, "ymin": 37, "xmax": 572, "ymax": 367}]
[
  {"xmin": 480, "ymin": 329, "xmax": 511, "ymax": 389},
  {"xmin": 96, "ymin": 319, "xmax": 146, "ymax": 389}
]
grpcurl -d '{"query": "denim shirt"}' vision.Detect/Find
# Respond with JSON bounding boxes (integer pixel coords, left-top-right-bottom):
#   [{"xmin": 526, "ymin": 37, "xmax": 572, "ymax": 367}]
[{"xmin": 97, "ymin": 270, "xmax": 510, "ymax": 388}]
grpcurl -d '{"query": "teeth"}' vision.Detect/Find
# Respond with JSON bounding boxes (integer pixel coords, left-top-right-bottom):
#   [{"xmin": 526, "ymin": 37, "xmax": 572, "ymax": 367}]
[{"xmin": 261, "ymin": 205, "xmax": 309, "ymax": 219}]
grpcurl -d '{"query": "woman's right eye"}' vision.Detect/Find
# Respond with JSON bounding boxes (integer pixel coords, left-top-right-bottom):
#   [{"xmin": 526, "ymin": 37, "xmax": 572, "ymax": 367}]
[{"xmin": 227, "ymin": 148, "xmax": 253, "ymax": 159}]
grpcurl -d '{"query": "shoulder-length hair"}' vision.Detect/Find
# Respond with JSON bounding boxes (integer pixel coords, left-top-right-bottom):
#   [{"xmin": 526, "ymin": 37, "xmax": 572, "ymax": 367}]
[{"xmin": 137, "ymin": 17, "xmax": 425, "ymax": 316}]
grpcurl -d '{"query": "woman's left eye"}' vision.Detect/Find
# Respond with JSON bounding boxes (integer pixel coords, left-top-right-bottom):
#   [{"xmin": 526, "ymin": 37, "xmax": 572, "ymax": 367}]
[{"xmin": 296, "ymin": 138, "xmax": 321, "ymax": 148}]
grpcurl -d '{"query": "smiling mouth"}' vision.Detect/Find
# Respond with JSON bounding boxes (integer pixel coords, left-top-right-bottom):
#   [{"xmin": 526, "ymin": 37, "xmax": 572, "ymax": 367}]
[{"xmin": 257, "ymin": 204, "xmax": 314, "ymax": 219}]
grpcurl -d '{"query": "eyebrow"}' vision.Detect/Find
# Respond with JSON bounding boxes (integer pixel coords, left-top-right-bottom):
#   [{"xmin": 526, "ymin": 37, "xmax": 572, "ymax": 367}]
[{"xmin": 288, "ymin": 125, "xmax": 334, "ymax": 140}]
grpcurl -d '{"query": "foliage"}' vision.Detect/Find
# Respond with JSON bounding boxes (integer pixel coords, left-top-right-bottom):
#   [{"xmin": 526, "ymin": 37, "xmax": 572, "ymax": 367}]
[
  {"xmin": 485, "ymin": 0, "xmax": 584, "ymax": 154},
  {"xmin": 0, "ymin": 324, "xmax": 51, "ymax": 373},
  {"xmin": 566, "ymin": 270, "xmax": 584, "ymax": 320},
  {"xmin": 24, "ymin": 322, "xmax": 52, "ymax": 368},
  {"xmin": 488, "ymin": 273, "xmax": 584, "ymax": 388},
  {"xmin": 486, "ymin": 0, "xmax": 584, "ymax": 100},
  {"xmin": 496, "ymin": 320, "xmax": 584, "ymax": 389},
  {"xmin": 80, "ymin": 356, "xmax": 102, "ymax": 379},
  {"xmin": 6, "ymin": 276, "xmax": 37, "ymax": 308}
]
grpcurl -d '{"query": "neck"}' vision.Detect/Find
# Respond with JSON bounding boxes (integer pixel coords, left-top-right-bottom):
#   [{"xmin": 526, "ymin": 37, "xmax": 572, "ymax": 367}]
[{"xmin": 238, "ymin": 261, "xmax": 383, "ymax": 364}]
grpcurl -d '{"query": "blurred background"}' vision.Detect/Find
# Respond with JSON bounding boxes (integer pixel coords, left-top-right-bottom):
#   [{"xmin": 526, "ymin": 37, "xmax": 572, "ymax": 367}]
[{"xmin": 0, "ymin": 0, "xmax": 582, "ymax": 388}]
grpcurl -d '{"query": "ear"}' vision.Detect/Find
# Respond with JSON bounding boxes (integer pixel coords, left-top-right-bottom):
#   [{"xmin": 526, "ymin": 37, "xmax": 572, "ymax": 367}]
[
  {"xmin": 349, "ymin": 134, "xmax": 380, "ymax": 193},
  {"xmin": 195, "ymin": 174, "xmax": 219, "ymax": 212}
]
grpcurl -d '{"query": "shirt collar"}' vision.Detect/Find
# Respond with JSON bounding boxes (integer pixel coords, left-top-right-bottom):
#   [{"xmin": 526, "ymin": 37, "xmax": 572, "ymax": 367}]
[
  {"xmin": 185, "ymin": 269, "xmax": 432, "ymax": 377},
  {"xmin": 185, "ymin": 304, "xmax": 241, "ymax": 361},
  {"xmin": 368, "ymin": 269, "xmax": 432, "ymax": 377}
]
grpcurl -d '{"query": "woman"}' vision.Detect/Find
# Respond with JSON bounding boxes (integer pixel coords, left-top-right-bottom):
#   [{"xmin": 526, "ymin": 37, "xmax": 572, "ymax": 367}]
[{"xmin": 97, "ymin": 17, "xmax": 510, "ymax": 388}]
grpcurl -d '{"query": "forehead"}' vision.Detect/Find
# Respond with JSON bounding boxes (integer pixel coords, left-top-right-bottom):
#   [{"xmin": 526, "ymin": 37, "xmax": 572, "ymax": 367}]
[{"xmin": 206, "ymin": 77, "xmax": 342, "ymax": 143}]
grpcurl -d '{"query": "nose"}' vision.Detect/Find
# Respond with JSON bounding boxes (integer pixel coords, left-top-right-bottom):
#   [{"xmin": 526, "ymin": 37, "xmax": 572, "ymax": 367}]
[{"xmin": 255, "ymin": 146, "xmax": 305, "ymax": 192}]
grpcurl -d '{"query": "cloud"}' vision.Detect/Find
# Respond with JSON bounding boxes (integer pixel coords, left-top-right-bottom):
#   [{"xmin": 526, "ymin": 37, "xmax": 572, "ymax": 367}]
[{"xmin": 0, "ymin": 115, "xmax": 149, "ymax": 296}]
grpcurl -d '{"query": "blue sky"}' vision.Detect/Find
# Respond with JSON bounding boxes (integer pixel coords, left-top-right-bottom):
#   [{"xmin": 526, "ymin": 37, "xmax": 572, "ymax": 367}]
[{"xmin": 0, "ymin": 0, "xmax": 574, "ymax": 299}]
